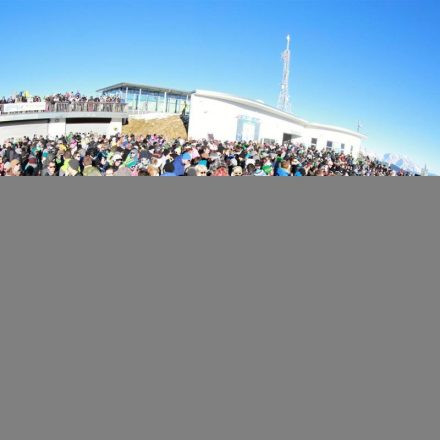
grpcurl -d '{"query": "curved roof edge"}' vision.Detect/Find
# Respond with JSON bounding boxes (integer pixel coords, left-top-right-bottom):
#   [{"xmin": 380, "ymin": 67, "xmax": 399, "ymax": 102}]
[
  {"xmin": 97, "ymin": 82, "xmax": 194, "ymax": 96},
  {"xmin": 193, "ymin": 90, "xmax": 367, "ymax": 140}
]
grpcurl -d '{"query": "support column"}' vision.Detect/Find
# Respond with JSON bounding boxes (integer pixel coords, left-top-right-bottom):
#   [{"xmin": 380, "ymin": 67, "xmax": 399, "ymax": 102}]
[
  {"xmin": 48, "ymin": 118, "xmax": 66, "ymax": 138},
  {"xmin": 163, "ymin": 92, "xmax": 167, "ymax": 113},
  {"xmin": 107, "ymin": 118, "xmax": 122, "ymax": 136}
]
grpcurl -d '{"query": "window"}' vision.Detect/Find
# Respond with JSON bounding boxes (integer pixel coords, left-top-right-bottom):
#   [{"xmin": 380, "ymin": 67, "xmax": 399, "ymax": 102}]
[
  {"xmin": 326, "ymin": 141, "xmax": 333, "ymax": 150},
  {"xmin": 167, "ymin": 98, "xmax": 177, "ymax": 113},
  {"xmin": 311, "ymin": 138, "xmax": 318, "ymax": 146},
  {"xmin": 341, "ymin": 143, "xmax": 345, "ymax": 152}
]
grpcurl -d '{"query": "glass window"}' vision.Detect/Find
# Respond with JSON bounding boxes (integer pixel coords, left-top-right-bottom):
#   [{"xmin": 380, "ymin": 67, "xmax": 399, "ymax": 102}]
[
  {"xmin": 157, "ymin": 98, "xmax": 165, "ymax": 112},
  {"xmin": 167, "ymin": 99, "xmax": 177, "ymax": 113},
  {"xmin": 177, "ymin": 101, "xmax": 185, "ymax": 113},
  {"xmin": 147, "ymin": 100, "xmax": 158, "ymax": 112},
  {"xmin": 341, "ymin": 143, "xmax": 345, "ymax": 151},
  {"xmin": 326, "ymin": 141, "xmax": 333, "ymax": 150},
  {"xmin": 311, "ymin": 138, "xmax": 317, "ymax": 146}
]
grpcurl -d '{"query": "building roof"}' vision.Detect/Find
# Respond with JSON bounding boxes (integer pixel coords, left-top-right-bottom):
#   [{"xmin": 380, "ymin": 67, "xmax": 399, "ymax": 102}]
[
  {"xmin": 97, "ymin": 83, "xmax": 194, "ymax": 96},
  {"xmin": 193, "ymin": 90, "xmax": 367, "ymax": 140}
]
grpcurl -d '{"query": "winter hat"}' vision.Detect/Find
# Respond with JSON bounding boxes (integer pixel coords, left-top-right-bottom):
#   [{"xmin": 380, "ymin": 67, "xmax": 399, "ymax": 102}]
[
  {"xmin": 210, "ymin": 158, "xmax": 227, "ymax": 171},
  {"xmin": 69, "ymin": 159, "xmax": 80, "ymax": 172},
  {"xmin": 124, "ymin": 158, "xmax": 138, "ymax": 169}
]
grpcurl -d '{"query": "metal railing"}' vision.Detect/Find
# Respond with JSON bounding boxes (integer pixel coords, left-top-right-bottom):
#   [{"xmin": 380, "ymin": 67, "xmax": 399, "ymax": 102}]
[
  {"xmin": 0, "ymin": 102, "xmax": 127, "ymax": 115},
  {"xmin": 47, "ymin": 102, "xmax": 127, "ymax": 113}
]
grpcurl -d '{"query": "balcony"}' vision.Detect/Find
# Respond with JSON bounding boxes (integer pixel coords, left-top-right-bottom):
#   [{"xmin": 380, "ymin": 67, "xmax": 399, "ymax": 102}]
[{"xmin": 0, "ymin": 101, "xmax": 128, "ymax": 115}]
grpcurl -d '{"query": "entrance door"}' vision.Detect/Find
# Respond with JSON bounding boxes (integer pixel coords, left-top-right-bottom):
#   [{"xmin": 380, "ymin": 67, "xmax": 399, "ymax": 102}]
[{"xmin": 283, "ymin": 133, "xmax": 293, "ymax": 144}]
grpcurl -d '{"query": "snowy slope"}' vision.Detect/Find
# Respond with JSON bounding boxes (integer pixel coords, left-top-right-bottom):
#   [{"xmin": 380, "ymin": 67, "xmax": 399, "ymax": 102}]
[{"xmin": 381, "ymin": 153, "xmax": 423, "ymax": 175}]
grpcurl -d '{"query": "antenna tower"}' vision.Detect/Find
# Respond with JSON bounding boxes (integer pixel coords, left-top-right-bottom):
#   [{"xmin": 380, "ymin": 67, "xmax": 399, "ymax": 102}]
[{"xmin": 277, "ymin": 34, "xmax": 292, "ymax": 113}]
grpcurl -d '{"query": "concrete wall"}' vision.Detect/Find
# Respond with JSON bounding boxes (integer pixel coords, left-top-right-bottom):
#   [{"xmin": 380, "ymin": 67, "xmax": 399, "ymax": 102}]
[
  {"xmin": 188, "ymin": 92, "xmax": 365, "ymax": 156},
  {"xmin": 0, "ymin": 113, "xmax": 124, "ymax": 143},
  {"xmin": 107, "ymin": 119, "xmax": 123, "ymax": 136},
  {"xmin": 66, "ymin": 122, "xmax": 109, "ymax": 136},
  {"xmin": 0, "ymin": 120, "xmax": 49, "ymax": 143},
  {"xmin": 47, "ymin": 118, "xmax": 66, "ymax": 138}
]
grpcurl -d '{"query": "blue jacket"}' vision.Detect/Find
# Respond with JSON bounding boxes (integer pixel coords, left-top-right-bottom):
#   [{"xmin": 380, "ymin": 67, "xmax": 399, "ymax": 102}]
[
  {"xmin": 276, "ymin": 167, "xmax": 290, "ymax": 176},
  {"xmin": 173, "ymin": 156, "xmax": 185, "ymax": 176},
  {"xmin": 161, "ymin": 172, "xmax": 177, "ymax": 177}
]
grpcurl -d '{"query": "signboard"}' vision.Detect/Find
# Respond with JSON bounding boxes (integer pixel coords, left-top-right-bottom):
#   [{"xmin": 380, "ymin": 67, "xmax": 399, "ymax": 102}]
[{"xmin": 2, "ymin": 102, "xmax": 46, "ymax": 113}]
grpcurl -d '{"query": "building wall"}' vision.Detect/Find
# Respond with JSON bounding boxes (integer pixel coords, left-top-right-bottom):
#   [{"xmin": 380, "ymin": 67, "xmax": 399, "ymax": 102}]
[
  {"xmin": 0, "ymin": 120, "xmax": 49, "ymax": 143},
  {"xmin": 0, "ymin": 116, "xmax": 123, "ymax": 143},
  {"xmin": 189, "ymin": 95, "xmax": 304, "ymax": 144},
  {"xmin": 48, "ymin": 118, "xmax": 66, "ymax": 138},
  {"xmin": 107, "ymin": 119, "xmax": 123, "ymax": 136},
  {"xmin": 188, "ymin": 93, "xmax": 365, "ymax": 156},
  {"xmin": 304, "ymin": 126, "xmax": 363, "ymax": 157}
]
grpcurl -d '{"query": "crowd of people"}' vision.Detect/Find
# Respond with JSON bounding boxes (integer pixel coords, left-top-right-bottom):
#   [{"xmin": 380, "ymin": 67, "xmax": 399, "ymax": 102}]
[
  {"xmin": 0, "ymin": 132, "xmax": 413, "ymax": 176},
  {"xmin": 1, "ymin": 92, "xmax": 121, "ymax": 105}
]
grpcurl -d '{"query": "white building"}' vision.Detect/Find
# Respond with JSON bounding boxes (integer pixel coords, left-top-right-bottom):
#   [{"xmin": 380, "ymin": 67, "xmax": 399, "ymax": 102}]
[
  {"xmin": 0, "ymin": 102, "xmax": 126, "ymax": 144},
  {"xmin": 188, "ymin": 90, "xmax": 366, "ymax": 157},
  {"xmin": 1, "ymin": 88, "xmax": 366, "ymax": 157}
]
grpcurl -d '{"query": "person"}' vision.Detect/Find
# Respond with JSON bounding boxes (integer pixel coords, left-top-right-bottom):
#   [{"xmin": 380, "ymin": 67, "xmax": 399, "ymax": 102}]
[
  {"xmin": 161, "ymin": 161, "xmax": 177, "ymax": 176},
  {"xmin": 231, "ymin": 166, "xmax": 243, "ymax": 176},
  {"xmin": 262, "ymin": 164, "xmax": 273, "ymax": 176},
  {"xmin": 112, "ymin": 154, "xmax": 123, "ymax": 171},
  {"xmin": 195, "ymin": 165, "xmax": 208, "ymax": 176},
  {"xmin": 64, "ymin": 159, "xmax": 80, "ymax": 176},
  {"xmin": 0, "ymin": 129, "xmax": 416, "ymax": 177},
  {"xmin": 276, "ymin": 160, "xmax": 291, "ymax": 176},
  {"xmin": 210, "ymin": 159, "xmax": 229, "ymax": 176},
  {"xmin": 82, "ymin": 156, "xmax": 101, "ymax": 176},
  {"xmin": 42, "ymin": 160, "xmax": 57, "ymax": 176},
  {"xmin": 173, "ymin": 151, "xmax": 191, "ymax": 176},
  {"xmin": 59, "ymin": 150, "xmax": 72, "ymax": 176},
  {"xmin": 5, "ymin": 159, "xmax": 22, "ymax": 176}
]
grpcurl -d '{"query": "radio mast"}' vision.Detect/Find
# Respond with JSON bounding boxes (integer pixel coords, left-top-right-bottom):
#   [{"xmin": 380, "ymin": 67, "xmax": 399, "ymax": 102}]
[{"xmin": 277, "ymin": 34, "xmax": 292, "ymax": 113}]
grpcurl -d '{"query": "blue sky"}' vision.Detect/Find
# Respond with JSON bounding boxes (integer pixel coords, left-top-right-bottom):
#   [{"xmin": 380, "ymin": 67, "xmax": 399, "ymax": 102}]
[{"xmin": 1, "ymin": 0, "xmax": 440, "ymax": 172}]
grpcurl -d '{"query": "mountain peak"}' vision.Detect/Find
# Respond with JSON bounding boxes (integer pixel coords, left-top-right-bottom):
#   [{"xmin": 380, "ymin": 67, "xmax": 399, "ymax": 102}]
[{"xmin": 382, "ymin": 153, "xmax": 423, "ymax": 175}]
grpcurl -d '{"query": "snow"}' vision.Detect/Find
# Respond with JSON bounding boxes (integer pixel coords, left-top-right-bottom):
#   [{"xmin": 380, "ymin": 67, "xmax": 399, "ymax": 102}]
[{"xmin": 381, "ymin": 153, "xmax": 423, "ymax": 175}]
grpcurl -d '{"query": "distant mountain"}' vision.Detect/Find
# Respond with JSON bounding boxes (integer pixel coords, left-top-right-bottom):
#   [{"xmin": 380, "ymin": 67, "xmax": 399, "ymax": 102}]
[{"xmin": 381, "ymin": 153, "xmax": 423, "ymax": 175}]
